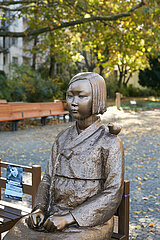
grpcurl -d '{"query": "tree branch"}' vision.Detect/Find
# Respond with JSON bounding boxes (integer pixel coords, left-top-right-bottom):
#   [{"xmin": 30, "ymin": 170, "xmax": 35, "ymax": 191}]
[
  {"xmin": 0, "ymin": 1, "xmax": 38, "ymax": 6},
  {"xmin": 0, "ymin": 4, "xmax": 36, "ymax": 11},
  {"xmin": 0, "ymin": 1, "xmax": 145, "ymax": 38}
]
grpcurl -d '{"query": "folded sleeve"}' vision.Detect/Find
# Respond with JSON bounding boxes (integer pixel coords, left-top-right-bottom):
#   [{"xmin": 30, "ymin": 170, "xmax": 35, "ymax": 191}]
[
  {"xmin": 33, "ymin": 140, "xmax": 58, "ymax": 213},
  {"xmin": 70, "ymin": 136, "xmax": 124, "ymax": 227}
]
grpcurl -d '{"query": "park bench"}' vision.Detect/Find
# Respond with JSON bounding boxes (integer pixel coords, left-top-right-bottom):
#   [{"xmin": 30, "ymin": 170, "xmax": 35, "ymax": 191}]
[
  {"xmin": 111, "ymin": 180, "xmax": 130, "ymax": 240},
  {"xmin": 0, "ymin": 159, "xmax": 41, "ymax": 239},
  {"xmin": 0, "ymin": 101, "xmax": 69, "ymax": 131}
]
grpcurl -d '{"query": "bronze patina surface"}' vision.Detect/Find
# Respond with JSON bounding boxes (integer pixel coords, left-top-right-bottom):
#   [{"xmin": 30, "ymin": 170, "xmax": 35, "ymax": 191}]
[{"xmin": 5, "ymin": 72, "xmax": 124, "ymax": 240}]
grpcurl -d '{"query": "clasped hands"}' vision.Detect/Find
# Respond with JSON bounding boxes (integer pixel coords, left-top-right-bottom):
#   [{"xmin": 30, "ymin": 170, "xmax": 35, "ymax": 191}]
[{"xmin": 27, "ymin": 209, "xmax": 75, "ymax": 231}]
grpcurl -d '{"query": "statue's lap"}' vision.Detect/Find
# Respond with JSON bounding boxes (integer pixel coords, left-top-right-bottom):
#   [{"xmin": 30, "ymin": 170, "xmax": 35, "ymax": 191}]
[{"xmin": 4, "ymin": 215, "xmax": 113, "ymax": 240}]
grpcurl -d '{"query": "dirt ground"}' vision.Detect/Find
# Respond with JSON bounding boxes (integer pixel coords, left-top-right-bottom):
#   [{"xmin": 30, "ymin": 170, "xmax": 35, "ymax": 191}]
[{"xmin": 0, "ymin": 107, "xmax": 160, "ymax": 240}]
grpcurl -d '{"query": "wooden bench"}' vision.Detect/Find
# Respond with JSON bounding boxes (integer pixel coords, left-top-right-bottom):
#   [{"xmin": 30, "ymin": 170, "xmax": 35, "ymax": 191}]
[
  {"xmin": 111, "ymin": 180, "xmax": 130, "ymax": 240},
  {"xmin": 0, "ymin": 101, "xmax": 70, "ymax": 131},
  {"xmin": 0, "ymin": 159, "xmax": 41, "ymax": 239}
]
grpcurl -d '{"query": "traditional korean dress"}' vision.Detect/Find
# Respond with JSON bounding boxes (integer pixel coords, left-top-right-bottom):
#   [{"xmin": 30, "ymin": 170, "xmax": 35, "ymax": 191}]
[{"xmin": 5, "ymin": 118, "xmax": 124, "ymax": 240}]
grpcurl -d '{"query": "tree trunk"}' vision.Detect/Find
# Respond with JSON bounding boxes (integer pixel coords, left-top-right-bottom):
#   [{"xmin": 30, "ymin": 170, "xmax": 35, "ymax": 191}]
[
  {"xmin": 32, "ymin": 36, "xmax": 38, "ymax": 70},
  {"xmin": 49, "ymin": 55, "xmax": 56, "ymax": 78},
  {"xmin": 123, "ymin": 72, "xmax": 132, "ymax": 87}
]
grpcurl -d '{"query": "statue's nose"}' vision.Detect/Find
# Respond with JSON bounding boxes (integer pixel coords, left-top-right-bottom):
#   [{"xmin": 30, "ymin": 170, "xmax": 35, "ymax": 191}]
[
  {"xmin": 72, "ymin": 102, "xmax": 78, "ymax": 108},
  {"xmin": 72, "ymin": 97, "xmax": 78, "ymax": 106}
]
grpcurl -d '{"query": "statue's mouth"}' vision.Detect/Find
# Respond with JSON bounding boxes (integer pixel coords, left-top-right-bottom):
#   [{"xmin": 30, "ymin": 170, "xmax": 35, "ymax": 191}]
[{"xmin": 71, "ymin": 108, "xmax": 78, "ymax": 113}]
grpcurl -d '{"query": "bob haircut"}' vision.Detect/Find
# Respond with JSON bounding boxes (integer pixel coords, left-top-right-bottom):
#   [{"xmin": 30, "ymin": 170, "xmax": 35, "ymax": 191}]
[{"xmin": 68, "ymin": 72, "xmax": 106, "ymax": 114}]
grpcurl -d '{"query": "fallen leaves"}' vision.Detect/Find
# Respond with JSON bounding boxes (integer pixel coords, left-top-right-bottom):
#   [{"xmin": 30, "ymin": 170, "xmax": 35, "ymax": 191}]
[
  {"xmin": 148, "ymin": 208, "xmax": 154, "ymax": 212},
  {"xmin": 135, "ymin": 225, "xmax": 141, "ymax": 230},
  {"xmin": 125, "ymin": 166, "xmax": 132, "ymax": 170},
  {"xmin": 149, "ymin": 223, "xmax": 154, "ymax": 227},
  {"xmin": 133, "ymin": 210, "xmax": 143, "ymax": 214}
]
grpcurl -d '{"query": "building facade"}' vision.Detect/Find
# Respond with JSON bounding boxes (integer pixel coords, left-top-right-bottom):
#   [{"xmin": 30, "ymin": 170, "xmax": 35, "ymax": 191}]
[{"xmin": 0, "ymin": 5, "xmax": 32, "ymax": 74}]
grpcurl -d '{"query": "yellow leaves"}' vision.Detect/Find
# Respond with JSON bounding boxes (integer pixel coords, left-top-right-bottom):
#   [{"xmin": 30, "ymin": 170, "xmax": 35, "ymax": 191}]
[
  {"xmin": 0, "ymin": 151, "xmax": 5, "ymax": 154},
  {"xmin": 133, "ymin": 210, "xmax": 142, "ymax": 214},
  {"xmin": 148, "ymin": 208, "xmax": 154, "ymax": 212},
  {"xmin": 135, "ymin": 225, "xmax": 141, "ymax": 230},
  {"xmin": 39, "ymin": 149, "xmax": 49, "ymax": 153},
  {"xmin": 137, "ymin": 180, "xmax": 146, "ymax": 185},
  {"xmin": 149, "ymin": 223, "xmax": 154, "ymax": 227},
  {"xmin": 148, "ymin": 195, "xmax": 153, "ymax": 198},
  {"xmin": 72, "ymin": 52, "xmax": 84, "ymax": 62},
  {"xmin": 84, "ymin": 14, "xmax": 91, "ymax": 18},
  {"xmin": 147, "ymin": 47, "xmax": 152, "ymax": 52},
  {"xmin": 98, "ymin": 52, "xmax": 102, "ymax": 59},
  {"xmin": 140, "ymin": 39, "xmax": 145, "ymax": 46},
  {"xmin": 125, "ymin": 166, "xmax": 131, "ymax": 170}
]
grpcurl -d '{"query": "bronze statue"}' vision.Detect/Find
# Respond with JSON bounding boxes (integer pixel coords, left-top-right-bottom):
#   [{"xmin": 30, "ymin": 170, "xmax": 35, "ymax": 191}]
[{"xmin": 5, "ymin": 72, "xmax": 124, "ymax": 240}]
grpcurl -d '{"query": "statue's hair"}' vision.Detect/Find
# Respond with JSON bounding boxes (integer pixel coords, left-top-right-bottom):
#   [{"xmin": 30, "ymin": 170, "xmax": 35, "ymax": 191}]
[{"xmin": 69, "ymin": 72, "xmax": 106, "ymax": 114}]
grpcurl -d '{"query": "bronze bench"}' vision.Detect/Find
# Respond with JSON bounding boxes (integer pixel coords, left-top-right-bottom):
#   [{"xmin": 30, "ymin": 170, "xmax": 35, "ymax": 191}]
[
  {"xmin": 0, "ymin": 159, "xmax": 129, "ymax": 240},
  {"xmin": 111, "ymin": 180, "xmax": 130, "ymax": 240}
]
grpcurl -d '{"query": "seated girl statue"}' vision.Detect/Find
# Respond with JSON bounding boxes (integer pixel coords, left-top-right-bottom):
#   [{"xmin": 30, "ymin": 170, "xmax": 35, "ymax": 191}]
[{"xmin": 5, "ymin": 72, "xmax": 124, "ymax": 240}]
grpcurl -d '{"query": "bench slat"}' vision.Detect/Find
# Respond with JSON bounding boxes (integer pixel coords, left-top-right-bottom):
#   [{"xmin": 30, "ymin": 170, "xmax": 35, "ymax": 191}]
[
  {"xmin": 0, "ymin": 209, "xmax": 22, "ymax": 222},
  {"xmin": 0, "ymin": 205, "xmax": 27, "ymax": 217},
  {"xmin": 111, "ymin": 233, "xmax": 126, "ymax": 240},
  {"xmin": 0, "ymin": 201, "xmax": 31, "ymax": 214}
]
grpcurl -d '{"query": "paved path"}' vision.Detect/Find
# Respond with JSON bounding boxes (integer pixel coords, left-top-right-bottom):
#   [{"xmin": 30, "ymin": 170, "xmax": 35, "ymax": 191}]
[{"xmin": 0, "ymin": 108, "xmax": 160, "ymax": 240}]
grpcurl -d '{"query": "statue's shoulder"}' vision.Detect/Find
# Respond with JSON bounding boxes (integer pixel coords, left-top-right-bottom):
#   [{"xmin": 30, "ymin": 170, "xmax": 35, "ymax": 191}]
[
  {"xmin": 102, "ymin": 123, "xmax": 123, "ymax": 148},
  {"xmin": 107, "ymin": 123, "xmax": 122, "ymax": 135}
]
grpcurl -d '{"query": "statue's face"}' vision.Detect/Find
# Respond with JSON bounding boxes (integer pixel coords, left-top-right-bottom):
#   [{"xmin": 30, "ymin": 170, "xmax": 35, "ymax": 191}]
[{"xmin": 66, "ymin": 80, "xmax": 92, "ymax": 120}]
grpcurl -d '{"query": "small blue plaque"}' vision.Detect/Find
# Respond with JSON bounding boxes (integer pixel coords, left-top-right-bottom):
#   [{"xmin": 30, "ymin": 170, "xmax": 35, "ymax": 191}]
[{"xmin": 5, "ymin": 165, "xmax": 23, "ymax": 201}]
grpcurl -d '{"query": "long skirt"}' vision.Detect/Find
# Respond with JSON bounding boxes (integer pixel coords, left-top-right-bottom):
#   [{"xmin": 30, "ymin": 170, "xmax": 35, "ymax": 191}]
[{"xmin": 4, "ymin": 215, "xmax": 113, "ymax": 240}]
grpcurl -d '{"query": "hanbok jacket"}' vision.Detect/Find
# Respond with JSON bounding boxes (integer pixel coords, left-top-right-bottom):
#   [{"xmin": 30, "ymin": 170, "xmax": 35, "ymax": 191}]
[{"xmin": 34, "ymin": 118, "xmax": 124, "ymax": 228}]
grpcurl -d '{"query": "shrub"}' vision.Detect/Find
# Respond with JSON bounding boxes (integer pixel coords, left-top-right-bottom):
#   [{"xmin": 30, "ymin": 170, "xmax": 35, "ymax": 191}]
[
  {"xmin": 0, "ymin": 71, "xmax": 12, "ymax": 101},
  {"xmin": 9, "ymin": 64, "xmax": 61, "ymax": 102}
]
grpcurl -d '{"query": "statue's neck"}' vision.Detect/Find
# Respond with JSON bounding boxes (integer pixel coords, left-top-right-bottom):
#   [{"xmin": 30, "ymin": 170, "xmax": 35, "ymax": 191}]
[{"xmin": 76, "ymin": 114, "xmax": 98, "ymax": 131}]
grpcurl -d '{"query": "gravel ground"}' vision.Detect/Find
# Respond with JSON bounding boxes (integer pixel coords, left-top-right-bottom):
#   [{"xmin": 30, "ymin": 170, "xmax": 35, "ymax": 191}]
[{"xmin": 0, "ymin": 107, "xmax": 160, "ymax": 240}]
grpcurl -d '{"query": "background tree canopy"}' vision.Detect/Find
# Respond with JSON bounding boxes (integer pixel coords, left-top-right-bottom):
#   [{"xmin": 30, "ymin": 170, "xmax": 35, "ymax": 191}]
[
  {"xmin": 139, "ymin": 55, "xmax": 160, "ymax": 91},
  {"xmin": 0, "ymin": 0, "xmax": 160, "ymax": 101}
]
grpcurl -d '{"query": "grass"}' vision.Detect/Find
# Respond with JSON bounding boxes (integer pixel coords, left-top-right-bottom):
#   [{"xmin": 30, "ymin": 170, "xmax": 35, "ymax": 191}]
[{"xmin": 121, "ymin": 100, "xmax": 160, "ymax": 111}]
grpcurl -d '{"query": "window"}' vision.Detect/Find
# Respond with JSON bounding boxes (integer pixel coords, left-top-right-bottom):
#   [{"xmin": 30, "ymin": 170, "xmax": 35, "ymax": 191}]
[
  {"xmin": 12, "ymin": 37, "xmax": 18, "ymax": 46},
  {"xmin": 12, "ymin": 57, "xmax": 18, "ymax": 64}
]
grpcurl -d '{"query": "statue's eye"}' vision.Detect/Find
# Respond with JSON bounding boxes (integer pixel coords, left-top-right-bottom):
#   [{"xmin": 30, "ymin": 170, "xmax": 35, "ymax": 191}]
[
  {"xmin": 67, "ymin": 94, "xmax": 73, "ymax": 98},
  {"xmin": 79, "ymin": 95, "xmax": 85, "ymax": 98}
]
